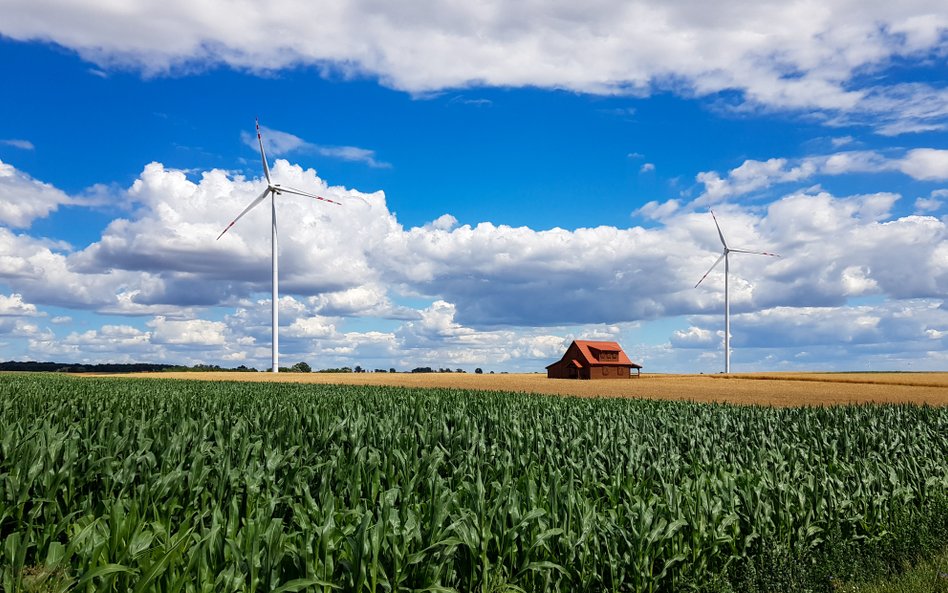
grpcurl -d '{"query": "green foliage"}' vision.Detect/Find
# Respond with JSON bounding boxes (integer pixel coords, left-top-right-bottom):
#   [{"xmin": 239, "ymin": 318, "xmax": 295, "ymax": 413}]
[
  {"xmin": 837, "ymin": 546, "xmax": 948, "ymax": 593},
  {"xmin": 0, "ymin": 374, "xmax": 946, "ymax": 592}
]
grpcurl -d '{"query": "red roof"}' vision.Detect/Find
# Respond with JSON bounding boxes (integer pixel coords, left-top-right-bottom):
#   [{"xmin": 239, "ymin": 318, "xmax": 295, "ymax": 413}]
[
  {"xmin": 546, "ymin": 340, "xmax": 642, "ymax": 369},
  {"xmin": 573, "ymin": 340, "xmax": 637, "ymax": 367}
]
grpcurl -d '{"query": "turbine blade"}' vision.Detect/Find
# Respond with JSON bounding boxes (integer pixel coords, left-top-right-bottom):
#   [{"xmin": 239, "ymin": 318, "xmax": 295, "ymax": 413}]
[
  {"xmin": 695, "ymin": 253, "xmax": 726, "ymax": 288},
  {"xmin": 257, "ymin": 118, "xmax": 272, "ymax": 185},
  {"xmin": 276, "ymin": 185, "xmax": 342, "ymax": 205},
  {"xmin": 709, "ymin": 209, "xmax": 728, "ymax": 249},
  {"xmin": 216, "ymin": 188, "xmax": 271, "ymax": 240},
  {"xmin": 729, "ymin": 248, "xmax": 780, "ymax": 257}
]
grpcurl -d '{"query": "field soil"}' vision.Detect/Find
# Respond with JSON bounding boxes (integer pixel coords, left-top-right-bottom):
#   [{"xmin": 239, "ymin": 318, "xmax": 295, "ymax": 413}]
[{"xmin": 98, "ymin": 371, "xmax": 948, "ymax": 407}]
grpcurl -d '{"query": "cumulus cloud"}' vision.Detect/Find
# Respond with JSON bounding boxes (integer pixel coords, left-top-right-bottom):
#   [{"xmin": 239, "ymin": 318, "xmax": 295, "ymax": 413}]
[
  {"xmin": 2, "ymin": 1, "xmax": 947, "ymax": 133},
  {"xmin": 634, "ymin": 199, "xmax": 680, "ymax": 221},
  {"xmin": 5, "ymin": 158, "xmax": 946, "ymax": 332},
  {"xmin": 148, "ymin": 316, "xmax": 227, "ymax": 346},
  {"xmin": 1, "ymin": 155, "xmax": 947, "ymax": 370},
  {"xmin": 0, "ymin": 159, "xmax": 74, "ymax": 227},
  {"xmin": 670, "ymin": 325, "xmax": 715, "ymax": 347},
  {"xmin": 898, "ymin": 149, "xmax": 948, "ymax": 181},
  {"xmin": 687, "ymin": 300, "xmax": 948, "ymax": 351},
  {"xmin": 694, "ymin": 149, "xmax": 948, "ymax": 206},
  {"xmin": 915, "ymin": 190, "xmax": 946, "ymax": 213},
  {"xmin": 0, "ymin": 293, "xmax": 40, "ymax": 317},
  {"xmin": 671, "ymin": 299, "xmax": 948, "ymax": 372},
  {"xmin": 395, "ymin": 300, "xmax": 571, "ymax": 366}
]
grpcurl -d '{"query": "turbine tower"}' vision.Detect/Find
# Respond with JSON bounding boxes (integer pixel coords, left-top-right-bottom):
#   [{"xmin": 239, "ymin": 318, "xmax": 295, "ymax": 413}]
[
  {"xmin": 217, "ymin": 119, "xmax": 340, "ymax": 373},
  {"xmin": 695, "ymin": 209, "xmax": 779, "ymax": 374}
]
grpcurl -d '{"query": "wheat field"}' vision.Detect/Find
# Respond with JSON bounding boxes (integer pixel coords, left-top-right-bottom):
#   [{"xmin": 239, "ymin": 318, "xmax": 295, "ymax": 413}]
[{"xmin": 102, "ymin": 371, "xmax": 948, "ymax": 406}]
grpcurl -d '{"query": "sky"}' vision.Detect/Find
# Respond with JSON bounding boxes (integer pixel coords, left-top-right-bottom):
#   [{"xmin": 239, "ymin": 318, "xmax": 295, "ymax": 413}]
[{"xmin": 0, "ymin": 0, "xmax": 946, "ymax": 373}]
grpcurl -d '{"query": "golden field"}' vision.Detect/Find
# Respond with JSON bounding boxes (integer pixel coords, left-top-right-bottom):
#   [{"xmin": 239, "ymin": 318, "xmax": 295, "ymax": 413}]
[{"xmin": 101, "ymin": 371, "xmax": 948, "ymax": 407}]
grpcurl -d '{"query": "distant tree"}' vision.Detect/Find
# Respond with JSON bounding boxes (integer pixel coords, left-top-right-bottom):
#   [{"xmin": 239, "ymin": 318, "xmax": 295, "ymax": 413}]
[
  {"xmin": 291, "ymin": 361, "xmax": 312, "ymax": 373},
  {"xmin": 475, "ymin": 368, "xmax": 483, "ymax": 374},
  {"xmin": 389, "ymin": 368, "xmax": 397, "ymax": 373},
  {"xmin": 489, "ymin": 371, "xmax": 495, "ymax": 374},
  {"xmin": 456, "ymin": 368, "xmax": 465, "ymax": 373},
  {"xmin": 354, "ymin": 365, "xmax": 364, "ymax": 373},
  {"xmin": 411, "ymin": 367, "xmax": 434, "ymax": 373}
]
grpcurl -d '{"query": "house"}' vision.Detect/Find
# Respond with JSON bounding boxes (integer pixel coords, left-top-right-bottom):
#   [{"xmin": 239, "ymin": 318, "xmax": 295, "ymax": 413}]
[{"xmin": 546, "ymin": 340, "xmax": 642, "ymax": 379}]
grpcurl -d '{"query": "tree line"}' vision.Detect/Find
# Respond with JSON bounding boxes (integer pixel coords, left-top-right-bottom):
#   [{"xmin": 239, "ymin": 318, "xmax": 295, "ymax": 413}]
[{"xmin": 0, "ymin": 361, "xmax": 490, "ymax": 374}]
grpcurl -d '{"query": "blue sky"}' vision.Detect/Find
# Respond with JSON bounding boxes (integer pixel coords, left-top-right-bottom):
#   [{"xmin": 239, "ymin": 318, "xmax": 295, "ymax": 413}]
[{"xmin": 0, "ymin": 1, "xmax": 946, "ymax": 373}]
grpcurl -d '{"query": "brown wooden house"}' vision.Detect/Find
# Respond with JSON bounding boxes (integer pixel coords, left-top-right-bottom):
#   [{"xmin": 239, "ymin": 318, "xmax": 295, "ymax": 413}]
[{"xmin": 546, "ymin": 340, "xmax": 642, "ymax": 380}]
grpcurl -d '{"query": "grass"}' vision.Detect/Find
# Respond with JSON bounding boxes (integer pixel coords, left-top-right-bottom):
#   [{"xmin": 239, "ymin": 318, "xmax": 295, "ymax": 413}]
[{"xmin": 838, "ymin": 547, "xmax": 948, "ymax": 592}]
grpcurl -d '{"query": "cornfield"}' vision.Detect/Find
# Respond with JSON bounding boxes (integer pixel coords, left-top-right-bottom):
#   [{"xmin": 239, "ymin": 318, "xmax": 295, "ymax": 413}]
[{"xmin": 1, "ymin": 374, "xmax": 946, "ymax": 592}]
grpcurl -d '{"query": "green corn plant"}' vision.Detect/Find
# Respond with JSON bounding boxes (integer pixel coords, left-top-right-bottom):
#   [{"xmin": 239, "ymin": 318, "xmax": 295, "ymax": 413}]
[{"xmin": 0, "ymin": 374, "xmax": 946, "ymax": 592}]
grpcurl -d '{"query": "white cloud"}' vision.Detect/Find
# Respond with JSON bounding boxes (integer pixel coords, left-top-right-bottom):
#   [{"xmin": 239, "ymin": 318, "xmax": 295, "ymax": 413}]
[
  {"xmin": 148, "ymin": 316, "xmax": 226, "ymax": 346},
  {"xmin": 634, "ymin": 199, "xmax": 679, "ymax": 221},
  {"xmin": 309, "ymin": 284, "xmax": 413, "ymax": 318},
  {"xmin": 8, "ymin": 160, "xmax": 942, "ymax": 333},
  {"xmin": 640, "ymin": 162, "xmax": 655, "ymax": 173},
  {"xmin": 242, "ymin": 125, "xmax": 391, "ymax": 168},
  {"xmin": 285, "ymin": 316, "xmax": 336, "ymax": 339},
  {"xmin": 690, "ymin": 300, "xmax": 947, "ymax": 350},
  {"xmin": 1, "ymin": 157, "xmax": 947, "ymax": 371},
  {"xmin": 0, "ymin": 227, "xmax": 180, "ymax": 314},
  {"xmin": 695, "ymin": 157, "xmax": 817, "ymax": 204},
  {"xmin": 840, "ymin": 266, "xmax": 878, "ymax": 296},
  {"xmin": 2, "ymin": 1, "xmax": 947, "ymax": 133},
  {"xmin": 915, "ymin": 190, "xmax": 946, "ymax": 213},
  {"xmin": 694, "ymin": 149, "xmax": 948, "ymax": 206},
  {"xmin": 842, "ymin": 83, "xmax": 948, "ymax": 136},
  {"xmin": 29, "ymin": 324, "xmax": 152, "ymax": 361},
  {"xmin": 427, "ymin": 214, "xmax": 458, "ymax": 231},
  {"xmin": 0, "ymin": 293, "xmax": 40, "ymax": 317},
  {"xmin": 0, "ymin": 159, "xmax": 74, "ymax": 227},
  {"xmin": 898, "ymin": 149, "xmax": 948, "ymax": 181},
  {"xmin": 670, "ymin": 326, "xmax": 715, "ymax": 347},
  {"xmin": 0, "ymin": 139, "xmax": 34, "ymax": 150}
]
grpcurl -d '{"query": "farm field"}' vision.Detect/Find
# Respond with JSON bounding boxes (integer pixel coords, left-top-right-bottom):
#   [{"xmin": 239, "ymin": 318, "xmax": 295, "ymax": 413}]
[
  {"xmin": 106, "ymin": 371, "xmax": 948, "ymax": 407},
  {"xmin": 2, "ymin": 373, "xmax": 947, "ymax": 592}
]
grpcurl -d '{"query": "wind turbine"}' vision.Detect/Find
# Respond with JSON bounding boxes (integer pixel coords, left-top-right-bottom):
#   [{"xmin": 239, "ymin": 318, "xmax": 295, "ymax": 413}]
[
  {"xmin": 217, "ymin": 119, "xmax": 341, "ymax": 373},
  {"xmin": 694, "ymin": 209, "xmax": 779, "ymax": 374}
]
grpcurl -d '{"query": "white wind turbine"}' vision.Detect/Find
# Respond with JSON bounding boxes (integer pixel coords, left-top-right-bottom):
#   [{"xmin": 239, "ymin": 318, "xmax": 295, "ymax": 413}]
[
  {"xmin": 217, "ymin": 119, "xmax": 341, "ymax": 373},
  {"xmin": 694, "ymin": 209, "xmax": 779, "ymax": 374}
]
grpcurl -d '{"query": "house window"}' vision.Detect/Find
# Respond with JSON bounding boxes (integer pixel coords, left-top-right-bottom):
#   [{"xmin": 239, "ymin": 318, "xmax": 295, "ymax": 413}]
[
  {"xmin": 602, "ymin": 367, "xmax": 608, "ymax": 376},
  {"xmin": 618, "ymin": 367, "xmax": 625, "ymax": 376}
]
